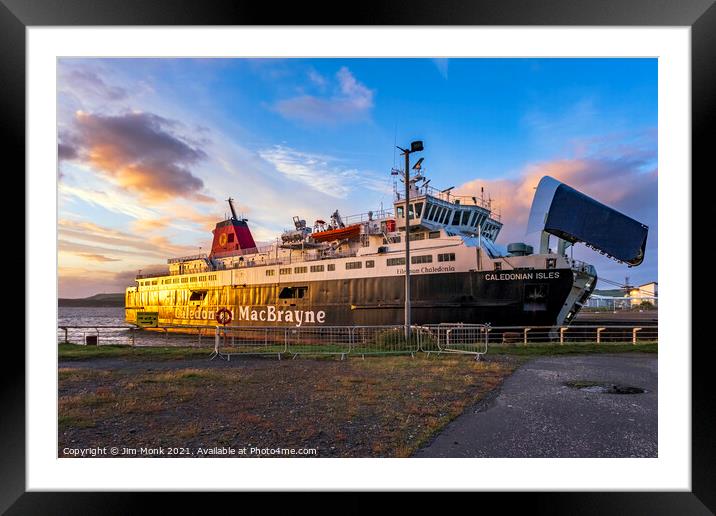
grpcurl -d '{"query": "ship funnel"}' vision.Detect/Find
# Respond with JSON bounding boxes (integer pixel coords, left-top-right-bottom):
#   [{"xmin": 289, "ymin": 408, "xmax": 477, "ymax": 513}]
[
  {"xmin": 209, "ymin": 198, "xmax": 257, "ymax": 258},
  {"xmin": 527, "ymin": 176, "xmax": 648, "ymax": 266}
]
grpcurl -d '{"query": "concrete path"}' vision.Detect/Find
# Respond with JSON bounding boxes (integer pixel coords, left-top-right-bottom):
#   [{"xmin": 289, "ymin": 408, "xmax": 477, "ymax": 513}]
[{"xmin": 415, "ymin": 354, "xmax": 657, "ymax": 458}]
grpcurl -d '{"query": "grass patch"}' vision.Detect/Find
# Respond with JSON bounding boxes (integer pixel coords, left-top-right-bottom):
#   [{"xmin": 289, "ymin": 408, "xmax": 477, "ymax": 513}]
[
  {"xmin": 59, "ymin": 343, "xmax": 211, "ymax": 361},
  {"xmin": 58, "ymin": 354, "xmax": 517, "ymax": 458}
]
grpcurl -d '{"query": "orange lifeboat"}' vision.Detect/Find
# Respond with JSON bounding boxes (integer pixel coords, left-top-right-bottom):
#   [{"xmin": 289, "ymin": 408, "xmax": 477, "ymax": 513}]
[{"xmin": 311, "ymin": 223, "xmax": 362, "ymax": 242}]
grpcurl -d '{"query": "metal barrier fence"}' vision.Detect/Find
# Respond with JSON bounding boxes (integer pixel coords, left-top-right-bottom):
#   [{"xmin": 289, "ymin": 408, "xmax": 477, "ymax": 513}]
[{"xmin": 58, "ymin": 323, "xmax": 657, "ymax": 359}]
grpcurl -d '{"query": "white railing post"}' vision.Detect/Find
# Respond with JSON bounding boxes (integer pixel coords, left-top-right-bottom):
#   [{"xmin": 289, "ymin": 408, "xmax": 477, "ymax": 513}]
[
  {"xmin": 523, "ymin": 328, "xmax": 531, "ymax": 345},
  {"xmin": 596, "ymin": 327, "xmax": 606, "ymax": 344},
  {"xmin": 559, "ymin": 327, "xmax": 567, "ymax": 345},
  {"xmin": 632, "ymin": 327, "xmax": 642, "ymax": 345}
]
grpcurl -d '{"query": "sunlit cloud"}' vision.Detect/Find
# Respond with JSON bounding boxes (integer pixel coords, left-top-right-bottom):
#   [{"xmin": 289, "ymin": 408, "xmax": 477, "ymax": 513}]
[
  {"xmin": 60, "ymin": 111, "xmax": 212, "ymax": 202},
  {"xmin": 59, "ymin": 219, "xmax": 199, "ymax": 259},
  {"xmin": 273, "ymin": 67, "xmax": 374, "ymax": 125},
  {"xmin": 77, "ymin": 253, "xmax": 121, "ymax": 263},
  {"xmin": 456, "ymin": 134, "xmax": 657, "ymax": 248}
]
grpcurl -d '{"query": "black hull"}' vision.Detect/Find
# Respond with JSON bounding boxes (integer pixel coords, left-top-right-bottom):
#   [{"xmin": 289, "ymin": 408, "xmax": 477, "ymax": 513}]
[{"xmin": 127, "ymin": 268, "xmax": 576, "ymax": 328}]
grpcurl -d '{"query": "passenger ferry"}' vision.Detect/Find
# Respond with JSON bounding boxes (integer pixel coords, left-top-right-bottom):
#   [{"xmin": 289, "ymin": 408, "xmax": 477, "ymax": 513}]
[{"xmin": 125, "ymin": 151, "xmax": 648, "ymax": 329}]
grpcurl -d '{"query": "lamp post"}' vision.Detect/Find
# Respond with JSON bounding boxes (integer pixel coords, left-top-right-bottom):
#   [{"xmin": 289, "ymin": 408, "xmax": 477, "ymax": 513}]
[{"xmin": 396, "ymin": 140, "xmax": 424, "ymax": 339}]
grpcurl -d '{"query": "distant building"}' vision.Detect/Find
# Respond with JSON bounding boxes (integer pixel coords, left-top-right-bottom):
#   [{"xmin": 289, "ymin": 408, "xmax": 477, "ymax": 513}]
[{"xmin": 628, "ymin": 282, "xmax": 658, "ymax": 307}]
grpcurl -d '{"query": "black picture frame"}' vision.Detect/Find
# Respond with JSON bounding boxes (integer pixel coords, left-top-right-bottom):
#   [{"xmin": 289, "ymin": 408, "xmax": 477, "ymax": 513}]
[{"xmin": 5, "ymin": 0, "xmax": 708, "ymax": 512}]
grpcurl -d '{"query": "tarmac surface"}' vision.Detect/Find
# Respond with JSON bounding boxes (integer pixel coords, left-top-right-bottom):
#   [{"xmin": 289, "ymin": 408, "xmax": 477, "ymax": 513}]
[{"xmin": 415, "ymin": 353, "xmax": 657, "ymax": 458}]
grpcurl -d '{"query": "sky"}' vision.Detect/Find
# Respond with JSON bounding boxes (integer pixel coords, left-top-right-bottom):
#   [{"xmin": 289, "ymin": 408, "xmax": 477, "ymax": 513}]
[{"xmin": 57, "ymin": 58, "xmax": 658, "ymax": 298}]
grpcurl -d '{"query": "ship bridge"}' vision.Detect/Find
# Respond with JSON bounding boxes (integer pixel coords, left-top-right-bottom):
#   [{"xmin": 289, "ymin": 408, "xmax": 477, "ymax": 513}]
[{"xmin": 393, "ymin": 183, "xmax": 502, "ymax": 240}]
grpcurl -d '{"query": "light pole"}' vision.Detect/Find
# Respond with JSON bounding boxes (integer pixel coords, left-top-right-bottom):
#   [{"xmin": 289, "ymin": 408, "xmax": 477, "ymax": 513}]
[{"xmin": 396, "ymin": 140, "xmax": 424, "ymax": 339}]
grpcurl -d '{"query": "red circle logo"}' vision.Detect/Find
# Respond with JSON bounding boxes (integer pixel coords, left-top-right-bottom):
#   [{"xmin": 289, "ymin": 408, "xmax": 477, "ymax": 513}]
[{"xmin": 215, "ymin": 308, "xmax": 232, "ymax": 325}]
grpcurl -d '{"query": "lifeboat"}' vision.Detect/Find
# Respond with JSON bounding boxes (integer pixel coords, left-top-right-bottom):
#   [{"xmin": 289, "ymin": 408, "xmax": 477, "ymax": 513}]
[{"xmin": 311, "ymin": 223, "xmax": 362, "ymax": 242}]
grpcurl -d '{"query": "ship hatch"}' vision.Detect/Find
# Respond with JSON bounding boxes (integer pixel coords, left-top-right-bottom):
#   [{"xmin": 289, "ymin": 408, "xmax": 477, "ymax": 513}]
[
  {"xmin": 189, "ymin": 290, "xmax": 207, "ymax": 301},
  {"xmin": 279, "ymin": 286, "xmax": 308, "ymax": 299}
]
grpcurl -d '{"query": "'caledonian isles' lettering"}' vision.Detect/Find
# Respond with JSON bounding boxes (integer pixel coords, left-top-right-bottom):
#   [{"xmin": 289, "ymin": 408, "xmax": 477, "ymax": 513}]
[
  {"xmin": 174, "ymin": 306, "xmax": 325, "ymax": 327},
  {"xmin": 485, "ymin": 271, "xmax": 560, "ymax": 281}
]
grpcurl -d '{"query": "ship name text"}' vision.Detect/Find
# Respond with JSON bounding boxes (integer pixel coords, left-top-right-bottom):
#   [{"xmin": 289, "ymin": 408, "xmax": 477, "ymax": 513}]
[
  {"xmin": 484, "ymin": 271, "xmax": 561, "ymax": 281},
  {"xmin": 174, "ymin": 306, "xmax": 326, "ymax": 327}
]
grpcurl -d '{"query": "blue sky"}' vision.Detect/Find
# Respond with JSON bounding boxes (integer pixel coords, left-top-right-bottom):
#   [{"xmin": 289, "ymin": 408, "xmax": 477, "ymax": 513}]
[{"xmin": 57, "ymin": 58, "xmax": 657, "ymax": 297}]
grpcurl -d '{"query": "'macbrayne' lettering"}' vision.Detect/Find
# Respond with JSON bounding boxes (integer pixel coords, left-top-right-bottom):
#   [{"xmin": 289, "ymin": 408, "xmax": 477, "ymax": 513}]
[{"xmin": 176, "ymin": 306, "xmax": 326, "ymax": 327}]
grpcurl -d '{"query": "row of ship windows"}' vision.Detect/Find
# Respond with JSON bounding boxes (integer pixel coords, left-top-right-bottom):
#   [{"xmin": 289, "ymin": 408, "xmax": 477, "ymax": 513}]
[
  {"xmin": 265, "ymin": 252, "xmax": 456, "ymax": 276},
  {"xmin": 383, "ymin": 230, "xmax": 441, "ymax": 244},
  {"xmin": 139, "ymin": 274, "xmax": 218, "ymax": 287},
  {"xmin": 140, "ymin": 253, "xmax": 459, "ymax": 286}
]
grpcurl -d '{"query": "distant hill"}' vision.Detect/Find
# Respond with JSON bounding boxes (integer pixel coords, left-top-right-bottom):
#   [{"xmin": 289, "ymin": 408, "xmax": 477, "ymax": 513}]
[{"xmin": 58, "ymin": 293, "xmax": 125, "ymax": 307}]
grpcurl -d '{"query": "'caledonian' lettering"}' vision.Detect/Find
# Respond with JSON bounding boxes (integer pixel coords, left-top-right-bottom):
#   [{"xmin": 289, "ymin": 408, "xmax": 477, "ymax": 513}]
[
  {"xmin": 174, "ymin": 306, "xmax": 326, "ymax": 327},
  {"xmin": 484, "ymin": 271, "xmax": 560, "ymax": 281}
]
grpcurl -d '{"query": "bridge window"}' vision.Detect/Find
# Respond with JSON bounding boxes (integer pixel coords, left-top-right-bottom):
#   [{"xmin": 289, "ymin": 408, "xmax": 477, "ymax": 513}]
[
  {"xmin": 310, "ymin": 264, "xmax": 324, "ymax": 273},
  {"xmin": 397, "ymin": 206, "xmax": 404, "ymax": 218},
  {"xmin": 461, "ymin": 211, "xmax": 471, "ymax": 225},
  {"xmin": 441, "ymin": 209, "xmax": 452, "ymax": 225},
  {"xmin": 365, "ymin": 260, "xmax": 375, "ymax": 268},
  {"xmin": 429, "ymin": 231, "xmax": 441, "ymax": 239},
  {"xmin": 409, "ymin": 232, "xmax": 425, "ymax": 241},
  {"xmin": 327, "ymin": 263, "xmax": 336, "ymax": 271},
  {"xmin": 346, "ymin": 261, "xmax": 362, "ymax": 270},
  {"xmin": 265, "ymin": 269, "xmax": 275, "ymax": 276},
  {"xmin": 294, "ymin": 266, "xmax": 308, "ymax": 274},
  {"xmin": 438, "ymin": 253, "xmax": 456, "ymax": 262},
  {"xmin": 387, "ymin": 257, "xmax": 406, "ymax": 266},
  {"xmin": 279, "ymin": 268, "xmax": 291, "ymax": 275},
  {"xmin": 452, "ymin": 211, "xmax": 462, "ymax": 225},
  {"xmin": 415, "ymin": 202, "xmax": 423, "ymax": 218}
]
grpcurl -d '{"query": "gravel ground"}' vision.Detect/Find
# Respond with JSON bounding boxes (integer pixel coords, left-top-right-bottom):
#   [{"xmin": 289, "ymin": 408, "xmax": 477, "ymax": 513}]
[{"xmin": 414, "ymin": 353, "xmax": 657, "ymax": 458}]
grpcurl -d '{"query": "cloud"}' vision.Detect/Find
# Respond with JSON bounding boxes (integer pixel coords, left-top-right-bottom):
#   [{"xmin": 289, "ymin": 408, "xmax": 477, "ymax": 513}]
[
  {"xmin": 59, "ymin": 219, "xmax": 199, "ymax": 259},
  {"xmin": 307, "ymin": 68, "xmax": 327, "ymax": 89},
  {"xmin": 258, "ymin": 145, "xmax": 390, "ymax": 199},
  {"xmin": 455, "ymin": 135, "xmax": 657, "ymax": 248},
  {"xmin": 433, "ymin": 58, "xmax": 449, "ymax": 79},
  {"xmin": 273, "ymin": 67, "xmax": 374, "ymax": 125},
  {"xmin": 60, "ymin": 111, "xmax": 212, "ymax": 202},
  {"xmin": 78, "ymin": 253, "xmax": 121, "ymax": 262},
  {"xmin": 62, "ymin": 67, "xmax": 129, "ymax": 101}
]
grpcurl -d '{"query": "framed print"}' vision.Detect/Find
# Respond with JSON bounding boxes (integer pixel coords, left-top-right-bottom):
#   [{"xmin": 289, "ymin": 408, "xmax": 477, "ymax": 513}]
[{"xmin": 5, "ymin": 0, "xmax": 710, "ymax": 512}]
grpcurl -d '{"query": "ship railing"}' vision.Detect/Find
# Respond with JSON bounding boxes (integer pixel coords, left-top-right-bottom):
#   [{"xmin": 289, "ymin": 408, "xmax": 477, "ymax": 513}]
[
  {"xmin": 395, "ymin": 184, "xmax": 500, "ymax": 217},
  {"xmin": 59, "ymin": 323, "xmax": 656, "ymax": 357},
  {"xmin": 167, "ymin": 253, "xmax": 209, "ymax": 264},
  {"xmin": 341, "ymin": 208, "xmax": 395, "ymax": 226}
]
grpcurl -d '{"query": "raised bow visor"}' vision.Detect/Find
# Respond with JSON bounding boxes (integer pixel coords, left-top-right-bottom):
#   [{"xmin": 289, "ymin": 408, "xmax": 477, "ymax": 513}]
[{"xmin": 527, "ymin": 176, "xmax": 649, "ymax": 266}]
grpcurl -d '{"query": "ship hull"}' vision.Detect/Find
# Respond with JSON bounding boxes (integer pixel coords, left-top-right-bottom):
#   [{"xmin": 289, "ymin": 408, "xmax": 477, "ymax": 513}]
[{"xmin": 126, "ymin": 268, "xmax": 577, "ymax": 328}]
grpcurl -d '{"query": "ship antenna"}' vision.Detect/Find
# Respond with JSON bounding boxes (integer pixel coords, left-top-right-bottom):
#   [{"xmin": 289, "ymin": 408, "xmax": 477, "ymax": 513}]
[{"xmin": 227, "ymin": 197, "xmax": 238, "ymax": 220}]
